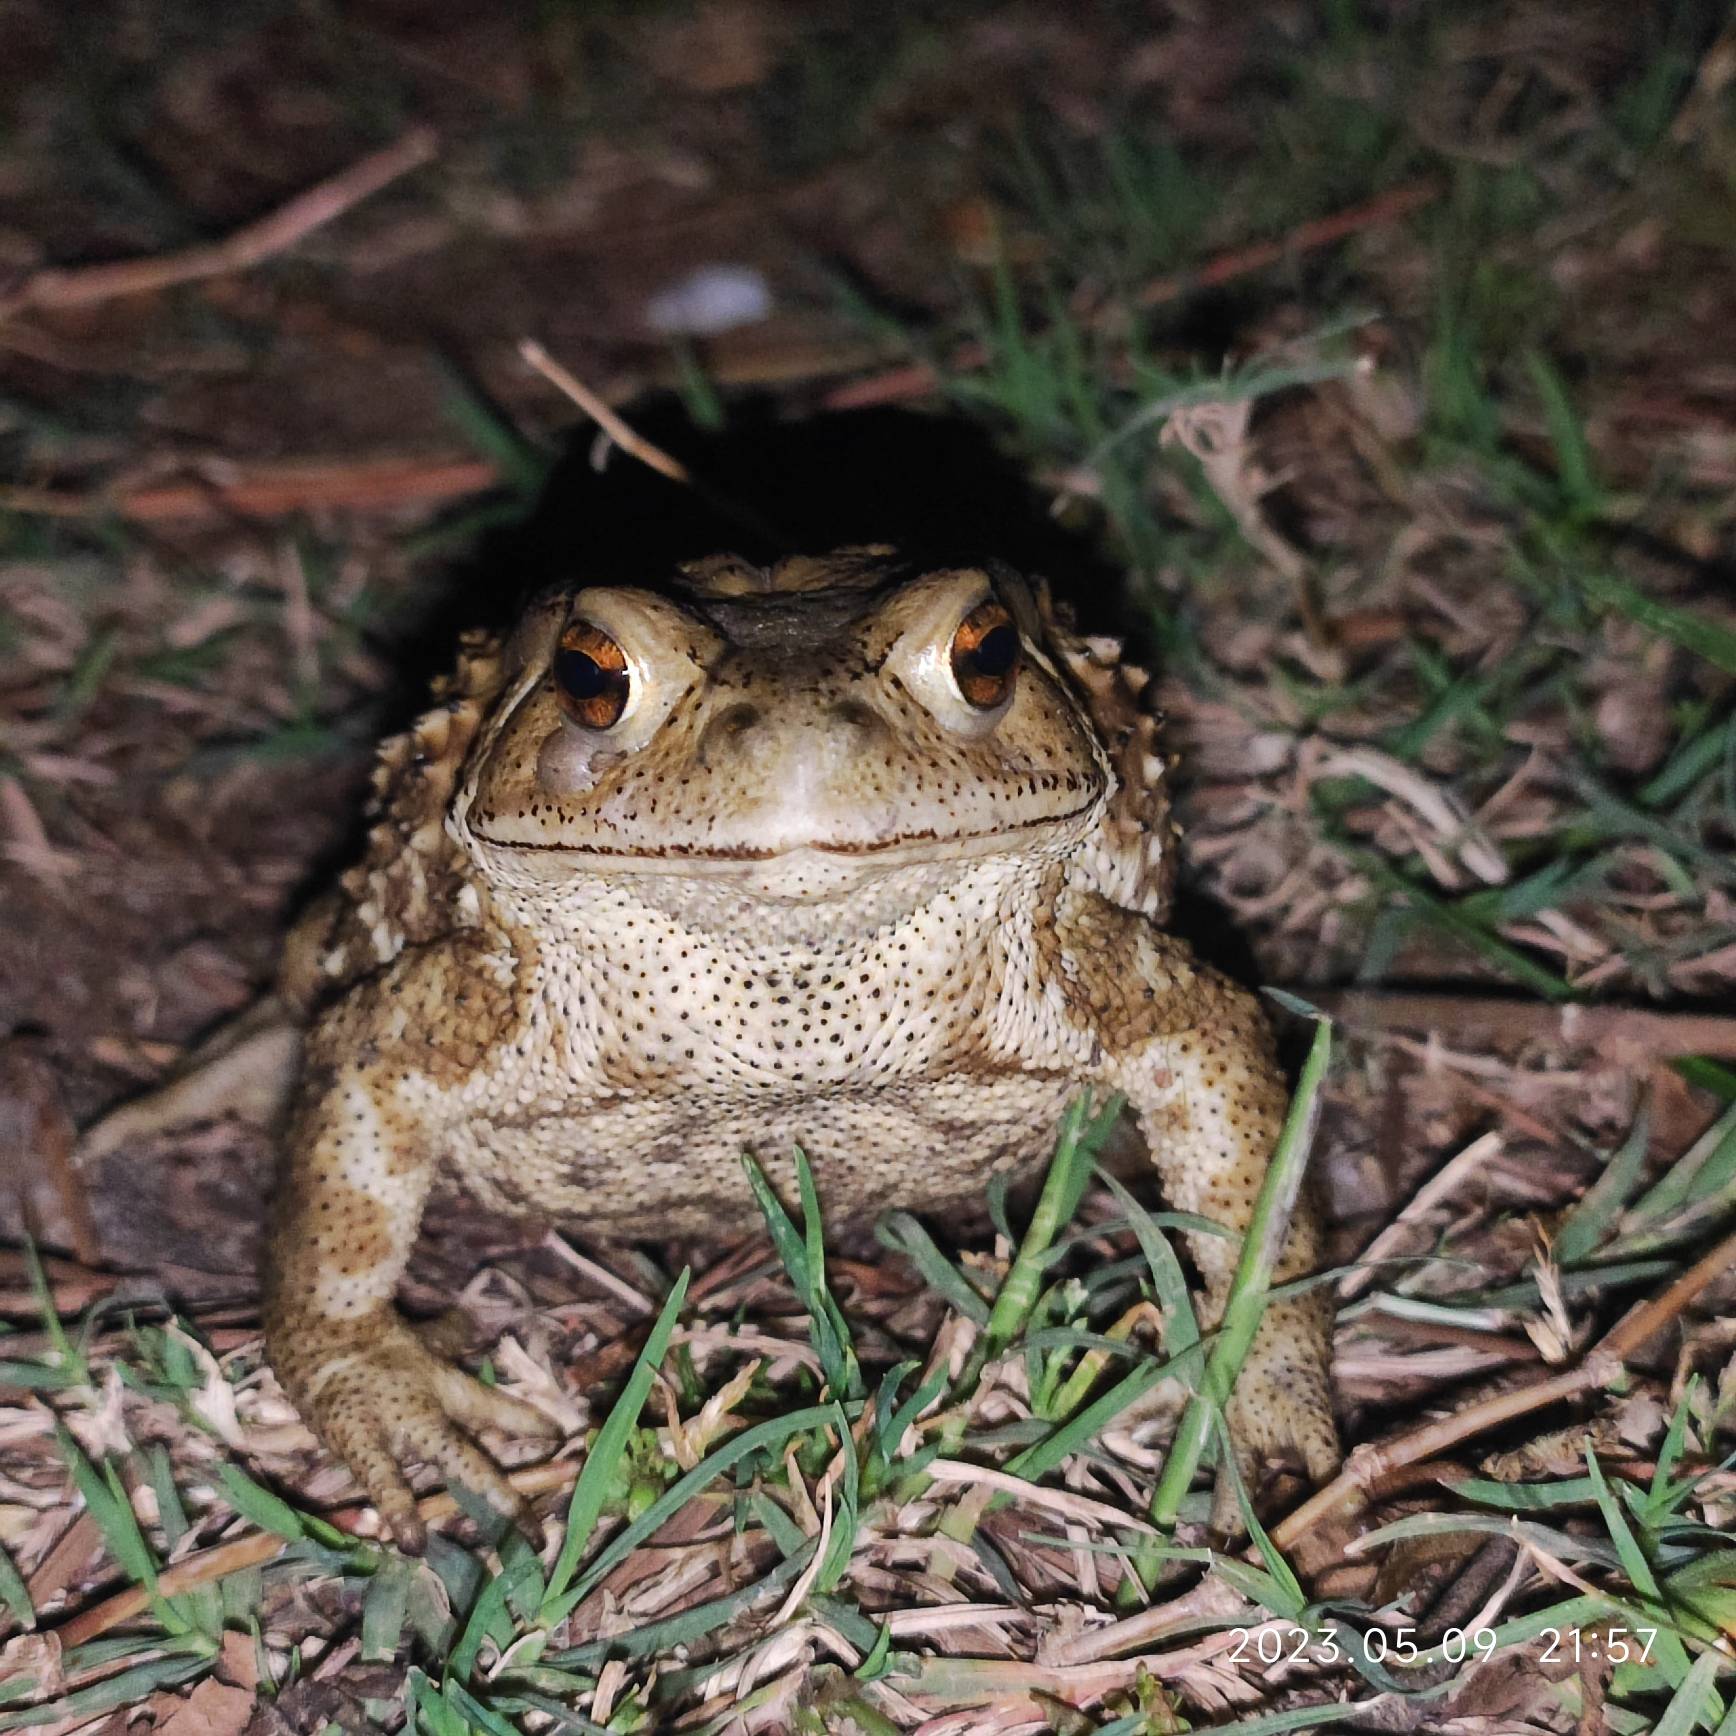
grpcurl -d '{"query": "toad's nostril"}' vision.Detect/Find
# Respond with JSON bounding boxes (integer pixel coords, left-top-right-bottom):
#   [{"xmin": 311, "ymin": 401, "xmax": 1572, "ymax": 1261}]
[
  {"xmin": 715, "ymin": 702, "xmax": 761, "ymax": 736},
  {"xmin": 697, "ymin": 701, "xmax": 762, "ymax": 762},
  {"xmin": 827, "ymin": 698, "xmax": 884, "ymax": 737}
]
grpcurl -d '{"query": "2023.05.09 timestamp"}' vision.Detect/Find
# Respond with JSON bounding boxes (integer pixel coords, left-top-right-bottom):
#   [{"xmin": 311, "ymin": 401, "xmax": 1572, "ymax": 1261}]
[{"xmin": 1223, "ymin": 1625, "xmax": 1659, "ymax": 1666}]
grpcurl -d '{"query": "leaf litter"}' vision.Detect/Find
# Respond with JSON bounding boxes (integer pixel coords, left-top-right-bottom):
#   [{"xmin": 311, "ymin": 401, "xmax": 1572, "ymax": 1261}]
[{"xmin": 1, "ymin": 1, "xmax": 1735, "ymax": 1731}]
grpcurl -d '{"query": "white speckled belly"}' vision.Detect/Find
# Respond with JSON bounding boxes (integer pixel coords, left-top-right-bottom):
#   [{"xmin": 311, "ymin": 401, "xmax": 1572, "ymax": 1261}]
[{"xmin": 442, "ymin": 1070, "xmax": 1085, "ymax": 1235}]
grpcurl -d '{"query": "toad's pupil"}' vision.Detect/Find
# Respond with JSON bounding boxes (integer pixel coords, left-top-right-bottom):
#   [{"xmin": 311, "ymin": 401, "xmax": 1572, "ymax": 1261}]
[
  {"xmin": 966, "ymin": 623, "xmax": 1018, "ymax": 678},
  {"xmin": 557, "ymin": 649, "xmax": 611, "ymax": 698},
  {"xmin": 554, "ymin": 630, "xmax": 630, "ymax": 728}
]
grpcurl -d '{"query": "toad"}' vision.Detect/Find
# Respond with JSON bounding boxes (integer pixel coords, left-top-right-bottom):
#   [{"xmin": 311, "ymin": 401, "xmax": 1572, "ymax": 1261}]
[{"xmin": 245, "ymin": 548, "xmax": 1338, "ymax": 1547}]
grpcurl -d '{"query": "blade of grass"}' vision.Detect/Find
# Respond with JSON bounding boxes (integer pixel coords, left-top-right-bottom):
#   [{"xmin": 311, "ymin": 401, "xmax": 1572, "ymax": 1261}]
[
  {"xmin": 742, "ymin": 1150, "xmax": 859, "ymax": 1399},
  {"xmin": 1524, "ymin": 351, "xmax": 1603, "ymax": 519},
  {"xmin": 361, "ymin": 1556, "xmax": 413, "ymax": 1663},
  {"xmin": 433, "ymin": 356, "xmax": 551, "ymax": 499},
  {"xmin": 796, "ymin": 1150, "xmax": 860, "ymax": 1400},
  {"xmin": 540, "ymin": 1268, "xmax": 690, "ymax": 1616},
  {"xmin": 1213, "ymin": 1409, "xmax": 1305, "ymax": 1616},
  {"xmin": 1627, "ymin": 1099, "xmax": 1736, "ymax": 1226},
  {"xmin": 451, "ymin": 1536, "xmax": 543, "ymax": 1682},
  {"xmin": 1360, "ymin": 859, "xmax": 1576, "ymax": 1001},
  {"xmin": 1556, "ymin": 1106, "xmax": 1653, "ymax": 1264},
  {"xmin": 1095, "ymin": 1168, "xmax": 1203, "ymax": 1363},
  {"xmin": 1143, "ymin": 1017, "xmax": 1333, "ymax": 1555},
  {"xmin": 945, "ymin": 1092, "xmax": 1124, "ymax": 1411},
  {"xmin": 23, "ymin": 1240, "xmax": 85, "ymax": 1385},
  {"xmin": 0, "ymin": 1545, "xmax": 33, "ymax": 1631},
  {"xmin": 874, "ymin": 1214, "xmax": 993, "ymax": 1321},
  {"xmin": 545, "ymin": 1542, "xmax": 816, "ymax": 1673},
  {"xmin": 0, "ymin": 1649, "xmax": 213, "ymax": 1732},
  {"xmin": 1007, "ymin": 1349, "xmax": 1175, "ymax": 1485},
  {"xmin": 1580, "ymin": 572, "xmax": 1736, "ymax": 677},
  {"xmin": 814, "ymin": 1400, "xmax": 861, "ymax": 1595},
  {"xmin": 1642, "ymin": 716, "xmax": 1735, "ymax": 808},
  {"xmin": 215, "ymin": 1464, "xmax": 313, "ymax": 1546},
  {"xmin": 1584, "ymin": 1451, "xmax": 1696, "ymax": 1689},
  {"xmin": 1653, "ymin": 1648, "xmax": 1727, "ymax": 1736},
  {"xmin": 1675, "ymin": 1058, "xmax": 1736, "ymax": 1102},
  {"xmin": 443, "ymin": 1677, "xmax": 528, "ymax": 1736},
  {"xmin": 57, "ymin": 1431, "xmax": 185, "ymax": 1633},
  {"xmin": 544, "ymin": 1404, "xmax": 839, "ymax": 1624}
]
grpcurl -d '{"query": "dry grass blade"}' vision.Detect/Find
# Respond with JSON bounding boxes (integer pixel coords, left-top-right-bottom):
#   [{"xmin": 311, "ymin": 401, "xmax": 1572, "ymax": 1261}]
[
  {"xmin": 1280, "ymin": 1226, "xmax": 1736, "ymax": 1553},
  {"xmin": 0, "ymin": 457, "xmax": 499, "ymax": 523},
  {"xmin": 520, "ymin": 338, "xmax": 792, "ymax": 549},
  {"xmin": 519, "ymin": 341, "xmax": 693, "ymax": 486},
  {"xmin": 0, "ymin": 128, "xmax": 437, "ymax": 323},
  {"xmin": 821, "ymin": 179, "xmax": 1443, "ymax": 410}
]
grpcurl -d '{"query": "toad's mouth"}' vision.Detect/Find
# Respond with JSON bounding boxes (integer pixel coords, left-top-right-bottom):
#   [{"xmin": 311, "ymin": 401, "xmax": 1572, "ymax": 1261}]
[{"xmin": 468, "ymin": 798, "xmax": 1099, "ymax": 866}]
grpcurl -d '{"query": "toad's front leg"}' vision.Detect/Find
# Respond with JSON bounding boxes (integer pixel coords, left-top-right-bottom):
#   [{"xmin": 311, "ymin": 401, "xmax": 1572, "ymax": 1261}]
[
  {"xmin": 1069, "ymin": 897, "xmax": 1339, "ymax": 1484},
  {"xmin": 263, "ymin": 953, "xmax": 558, "ymax": 1551}
]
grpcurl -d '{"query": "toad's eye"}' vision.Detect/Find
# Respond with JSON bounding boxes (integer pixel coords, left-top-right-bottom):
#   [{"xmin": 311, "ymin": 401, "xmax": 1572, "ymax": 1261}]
[
  {"xmin": 554, "ymin": 622, "xmax": 631, "ymax": 729},
  {"xmin": 949, "ymin": 598, "xmax": 1021, "ymax": 710}
]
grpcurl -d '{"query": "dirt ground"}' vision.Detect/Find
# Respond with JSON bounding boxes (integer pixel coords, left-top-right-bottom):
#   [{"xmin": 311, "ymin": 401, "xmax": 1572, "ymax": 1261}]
[{"xmin": 2, "ymin": 2, "xmax": 1735, "ymax": 1733}]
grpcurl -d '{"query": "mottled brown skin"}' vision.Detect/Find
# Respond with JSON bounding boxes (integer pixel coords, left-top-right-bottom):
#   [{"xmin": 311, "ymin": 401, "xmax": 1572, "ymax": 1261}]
[{"xmin": 263, "ymin": 548, "xmax": 1338, "ymax": 1548}]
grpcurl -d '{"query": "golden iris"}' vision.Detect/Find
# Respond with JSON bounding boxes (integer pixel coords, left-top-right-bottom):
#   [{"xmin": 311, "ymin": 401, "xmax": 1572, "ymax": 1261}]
[
  {"xmin": 554, "ymin": 622, "xmax": 631, "ymax": 729},
  {"xmin": 950, "ymin": 599, "xmax": 1021, "ymax": 709}
]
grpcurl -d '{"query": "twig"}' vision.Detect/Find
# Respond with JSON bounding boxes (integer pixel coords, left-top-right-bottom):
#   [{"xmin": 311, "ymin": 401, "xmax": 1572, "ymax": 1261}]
[
  {"xmin": 1126, "ymin": 178, "xmax": 1443, "ymax": 310},
  {"xmin": 542, "ymin": 1232, "xmax": 656, "ymax": 1315},
  {"xmin": 1273, "ymin": 1226, "xmax": 1736, "ymax": 1554},
  {"xmin": 23, "ymin": 1513, "xmax": 103, "ymax": 1615},
  {"xmin": 0, "ymin": 128, "xmax": 437, "ymax": 324},
  {"xmin": 0, "ymin": 455, "xmax": 498, "ymax": 524},
  {"xmin": 1340, "ymin": 1131, "xmax": 1503, "ymax": 1301},
  {"xmin": 520, "ymin": 340, "xmax": 691, "ymax": 485},
  {"xmin": 926, "ymin": 1461, "xmax": 1160, "ymax": 1535},
  {"xmin": 1311, "ymin": 989, "xmax": 1736, "ymax": 1064},
  {"xmin": 823, "ymin": 355, "xmax": 968, "ymax": 413},
  {"xmin": 520, "ymin": 337, "xmax": 792, "ymax": 551},
  {"xmin": 820, "ymin": 178, "xmax": 1442, "ymax": 411}
]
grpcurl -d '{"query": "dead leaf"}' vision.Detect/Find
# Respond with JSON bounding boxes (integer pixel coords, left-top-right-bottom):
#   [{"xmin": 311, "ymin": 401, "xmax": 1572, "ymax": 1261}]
[
  {"xmin": 157, "ymin": 1673, "xmax": 256, "ymax": 1736},
  {"xmin": 215, "ymin": 1630, "xmax": 259, "ymax": 1693}
]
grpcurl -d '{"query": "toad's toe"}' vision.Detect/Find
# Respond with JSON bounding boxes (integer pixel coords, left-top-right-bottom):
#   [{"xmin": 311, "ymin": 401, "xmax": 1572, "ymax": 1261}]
[
  {"xmin": 289, "ymin": 1316, "xmax": 556, "ymax": 1553},
  {"xmin": 1226, "ymin": 1302, "xmax": 1339, "ymax": 1484}
]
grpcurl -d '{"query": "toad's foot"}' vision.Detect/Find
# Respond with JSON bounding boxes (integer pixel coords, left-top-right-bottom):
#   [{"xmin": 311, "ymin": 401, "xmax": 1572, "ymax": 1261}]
[
  {"xmin": 1225, "ymin": 1299, "xmax": 1340, "ymax": 1486},
  {"xmin": 276, "ymin": 1312, "xmax": 561, "ymax": 1552}
]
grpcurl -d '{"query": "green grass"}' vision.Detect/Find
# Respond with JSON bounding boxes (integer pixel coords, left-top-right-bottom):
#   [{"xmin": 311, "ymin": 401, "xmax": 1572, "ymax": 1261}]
[
  {"xmin": 4, "ymin": 1106, "xmax": 1207, "ymax": 1730},
  {"xmin": 6, "ymin": 1051, "xmax": 1736, "ymax": 1731}
]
